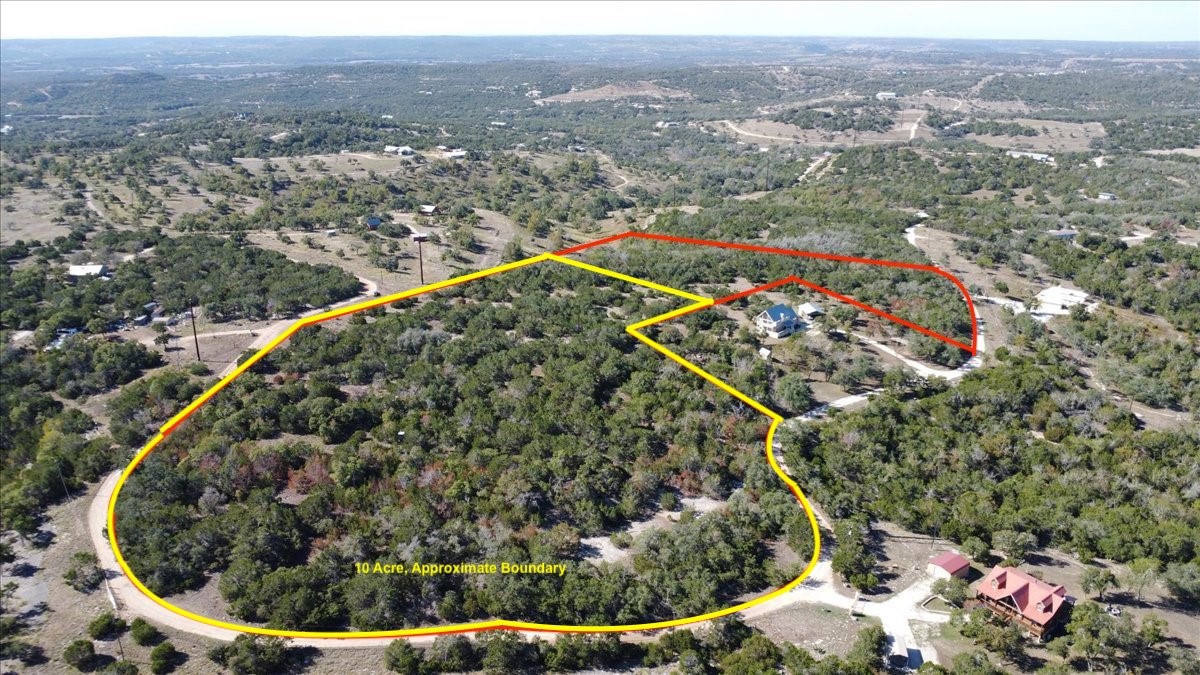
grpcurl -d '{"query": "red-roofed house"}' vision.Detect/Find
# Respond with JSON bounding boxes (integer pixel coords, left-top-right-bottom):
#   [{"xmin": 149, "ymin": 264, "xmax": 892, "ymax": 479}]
[
  {"xmin": 927, "ymin": 551, "xmax": 971, "ymax": 580},
  {"xmin": 973, "ymin": 566, "xmax": 1070, "ymax": 640}
]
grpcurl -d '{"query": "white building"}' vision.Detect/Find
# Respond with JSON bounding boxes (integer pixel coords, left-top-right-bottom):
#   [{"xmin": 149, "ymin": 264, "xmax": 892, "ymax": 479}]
[
  {"xmin": 876, "ymin": 92, "xmax": 898, "ymax": 100},
  {"xmin": 1098, "ymin": 192, "xmax": 1118, "ymax": 201},
  {"xmin": 1032, "ymin": 286, "xmax": 1092, "ymax": 321},
  {"xmin": 68, "ymin": 264, "xmax": 107, "ymax": 278},
  {"xmin": 754, "ymin": 304, "xmax": 801, "ymax": 339},
  {"xmin": 1046, "ymin": 229, "xmax": 1079, "ymax": 240},
  {"xmin": 1006, "ymin": 150, "xmax": 1055, "ymax": 164},
  {"xmin": 797, "ymin": 302, "xmax": 824, "ymax": 319},
  {"xmin": 442, "ymin": 149, "xmax": 468, "ymax": 159}
]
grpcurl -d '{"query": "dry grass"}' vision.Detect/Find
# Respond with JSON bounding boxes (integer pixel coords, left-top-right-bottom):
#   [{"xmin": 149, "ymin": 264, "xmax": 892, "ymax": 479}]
[
  {"xmin": 718, "ymin": 115, "xmax": 932, "ymax": 147},
  {"xmin": 961, "ymin": 118, "xmax": 1106, "ymax": 153},
  {"xmin": 1144, "ymin": 148, "xmax": 1200, "ymax": 157},
  {"xmin": 747, "ymin": 603, "xmax": 882, "ymax": 660},
  {"xmin": 0, "ymin": 186, "xmax": 75, "ymax": 242},
  {"xmin": 537, "ymin": 81, "xmax": 691, "ymax": 104}
]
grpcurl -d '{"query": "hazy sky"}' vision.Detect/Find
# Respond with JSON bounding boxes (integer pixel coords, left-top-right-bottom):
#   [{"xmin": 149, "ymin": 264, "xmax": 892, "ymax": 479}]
[{"xmin": 1, "ymin": 1, "xmax": 1198, "ymax": 42}]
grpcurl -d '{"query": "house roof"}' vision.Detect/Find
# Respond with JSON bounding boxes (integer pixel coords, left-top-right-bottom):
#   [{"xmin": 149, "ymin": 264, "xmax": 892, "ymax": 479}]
[
  {"xmin": 798, "ymin": 302, "xmax": 824, "ymax": 316},
  {"xmin": 68, "ymin": 264, "xmax": 106, "ymax": 276},
  {"xmin": 976, "ymin": 566, "xmax": 1067, "ymax": 627},
  {"xmin": 929, "ymin": 551, "xmax": 970, "ymax": 575},
  {"xmin": 760, "ymin": 303, "xmax": 798, "ymax": 323}
]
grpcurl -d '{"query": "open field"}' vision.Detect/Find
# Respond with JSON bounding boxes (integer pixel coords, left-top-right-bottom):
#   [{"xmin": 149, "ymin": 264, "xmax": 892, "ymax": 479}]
[
  {"xmin": 961, "ymin": 118, "xmax": 1106, "ymax": 153},
  {"xmin": 0, "ymin": 186, "xmax": 76, "ymax": 243},
  {"xmin": 536, "ymin": 81, "xmax": 692, "ymax": 104},
  {"xmin": 749, "ymin": 603, "xmax": 882, "ymax": 660},
  {"xmin": 715, "ymin": 114, "xmax": 933, "ymax": 147}
]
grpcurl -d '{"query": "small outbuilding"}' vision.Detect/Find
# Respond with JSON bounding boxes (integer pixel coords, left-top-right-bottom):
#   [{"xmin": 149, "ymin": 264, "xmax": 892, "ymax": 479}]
[
  {"xmin": 1046, "ymin": 228, "xmax": 1079, "ymax": 240},
  {"xmin": 797, "ymin": 302, "xmax": 824, "ymax": 319},
  {"xmin": 927, "ymin": 551, "xmax": 971, "ymax": 580}
]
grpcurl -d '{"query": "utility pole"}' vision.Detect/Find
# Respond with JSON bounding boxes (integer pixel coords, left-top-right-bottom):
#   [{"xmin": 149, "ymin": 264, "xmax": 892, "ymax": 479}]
[
  {"xmin": 411, "ymin": 232, "xmax": 429, "ymax": 285},
  {"xmin": 189, "ymin": 305, "xmax": 201, "ymax": 361}
]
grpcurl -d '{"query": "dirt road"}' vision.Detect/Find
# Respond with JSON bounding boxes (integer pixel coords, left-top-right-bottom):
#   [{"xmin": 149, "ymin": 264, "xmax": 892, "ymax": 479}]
[
  {"xmin": 909, "ymin": 113, "xmax": 926, "ymax": 141},
  {"xmin": 737, "ymin": 558, "xmax": 948, "ymax": 665},
  {"xmin": 90, "ymin": 470, "xmax": 457, "ymax": 647},
  {"xmin": 718, "ymin": 120, "xmax": 799, "ymax": 143},
  {"xmin": 217, "ymin": 275, "xmax": 378, "ymax": 377}
]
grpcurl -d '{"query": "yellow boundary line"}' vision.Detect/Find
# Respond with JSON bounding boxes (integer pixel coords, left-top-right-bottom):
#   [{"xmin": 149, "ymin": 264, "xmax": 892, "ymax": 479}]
[{"xmin": 107, "ymin": 252, "xmax": 822, "ymax": 639}]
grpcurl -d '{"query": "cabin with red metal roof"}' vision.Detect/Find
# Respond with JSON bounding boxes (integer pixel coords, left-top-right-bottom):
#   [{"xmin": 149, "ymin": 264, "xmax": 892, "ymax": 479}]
[{"xmin": 971, "ymin": 565, "xmax": 1070, "ymax": 640}]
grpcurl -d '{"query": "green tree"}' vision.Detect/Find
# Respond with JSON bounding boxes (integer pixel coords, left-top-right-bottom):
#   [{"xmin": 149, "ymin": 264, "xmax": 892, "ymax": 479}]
[
  {"xmin": 208, "ymin": 635, "xmax": 290, "ymax": 675},
  {"xmin": 1162, "ymin": 562, "xmax": 1200, "ymax": 605},
  {"xmin": 426, "ymin": 635, "xmax": 479, "ymax": 673},
  {"xmin": 86, "ymin": 611, "xmax": 127, "ymax": 640},
  {"xmin": 1123, "ymin": 558, "xmax": 1160, "ymax": 601},
  {"xmin": 1080, "ymin": 566, "xmax": 1118, "ymax": 601},
  {"xmin": 720, "ymin": 633, "xmax": 782, "ymax": 674},
  {"xmin": 480, "ymin": 631, "xmax": 533, "ymax": 674},
  {"xmin": 130, "ymin": 617, "xmax": 162, "ymax": 646},
  {"xmin": 950, "ymin": 650, "xmax": 1004, "ymax": 675},
  {"xmin": 384, "ymin": 639, "xmax": 423, "ymax": 674},
  {"xmin": 775, "ymin": 373, "xmax": 814, "ymax": 414},
  {"xmin": 62, "ymin": 639, "xmax": 95, "ymax": 671},
  {"xmin": 149, "ymin": 641, "xmax": 178, "ymax": 674},
  {"xmin": 961, "ymin": 537, "xmax": 991, "ymax": 562},
  {"xmin": 931, "ymin": 577, "xmax": 970, "ymax": 606},
  {"xmin": 976, "ymin": 621, "xmax": 1025, "ymax": 664},
  {"xmin": 991, "ymin": 529, "xmax": 1037, "ymax": 563}
]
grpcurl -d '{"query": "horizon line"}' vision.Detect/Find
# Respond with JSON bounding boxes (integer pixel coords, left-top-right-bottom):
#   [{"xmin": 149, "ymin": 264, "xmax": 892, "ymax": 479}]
[{"xmin": 3, "ymin": 34, "xmax": 1198, "ymax": 45}]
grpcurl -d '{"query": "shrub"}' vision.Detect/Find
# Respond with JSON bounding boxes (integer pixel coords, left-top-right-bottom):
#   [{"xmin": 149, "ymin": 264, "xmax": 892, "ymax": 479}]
[
  {"xmin": 130, "ymin": 617, "xmax": 162, "ymax": 646},
  {"xmin": 150, "ymin": 641, "xmax": 178, "ymax": 674},
  {"xmin": 63, "ymin": 552, "xmax": 104, "ymax": 593},
  {"xmin": 86, "ymin": 612, "xmax": 127, "ymax": 640},
  {"xmin": 62, "ymin": 639, "xmax": 95, "ymax": 670},
  {"xmin": 384, "ymin": 639, "xmax": 424, "ymax": 674}
]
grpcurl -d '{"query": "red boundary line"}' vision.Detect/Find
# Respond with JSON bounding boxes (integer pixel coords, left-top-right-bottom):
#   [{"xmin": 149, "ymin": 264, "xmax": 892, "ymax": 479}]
[{"xmin": 556, "ymin": 231, "xmax": 978, "ymax": 356}]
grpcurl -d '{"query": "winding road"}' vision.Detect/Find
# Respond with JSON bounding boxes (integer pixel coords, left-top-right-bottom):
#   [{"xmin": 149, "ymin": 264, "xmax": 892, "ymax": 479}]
[
  {"xmin": 717, "ymin": 119, "xmax": 799, "ymax": 142},
  {"xmin": 88, "ymin": 235, "xmax": 977, "ymax": 658},
  {"xmin": 216, "ymin": 275, "xmax": 378, "ymax": 377}
]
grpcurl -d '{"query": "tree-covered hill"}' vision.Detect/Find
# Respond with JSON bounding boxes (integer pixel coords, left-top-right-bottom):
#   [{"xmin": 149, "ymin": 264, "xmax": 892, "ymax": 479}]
[{"xmin": 114, "ymin": 261, "xmax": 815, "ymax": 631}]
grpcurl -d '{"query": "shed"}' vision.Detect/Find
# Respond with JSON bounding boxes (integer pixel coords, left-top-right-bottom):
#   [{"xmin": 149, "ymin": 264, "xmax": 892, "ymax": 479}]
[
  {"xmin": 928, "ymin": 551, "xmax": 971, "ymax": 580},
  {"xmin": 797, "ymin": 302, "xmax": 824, "ymax": 318}
]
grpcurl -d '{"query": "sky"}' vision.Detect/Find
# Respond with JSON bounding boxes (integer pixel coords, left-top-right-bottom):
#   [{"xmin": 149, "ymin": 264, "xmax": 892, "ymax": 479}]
[{"xmin": 1, "ymin": 0, "xmax": 1198, "ymax": 42}]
